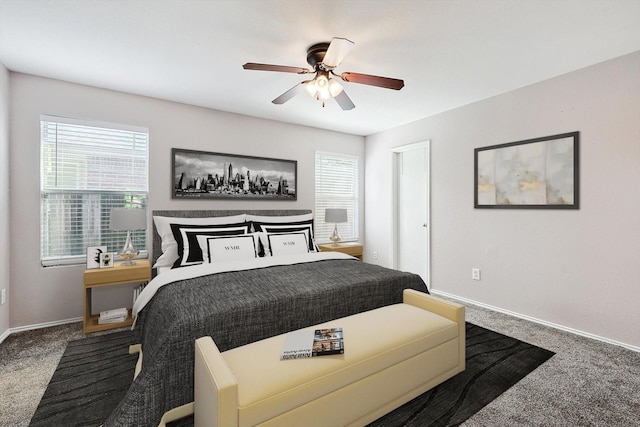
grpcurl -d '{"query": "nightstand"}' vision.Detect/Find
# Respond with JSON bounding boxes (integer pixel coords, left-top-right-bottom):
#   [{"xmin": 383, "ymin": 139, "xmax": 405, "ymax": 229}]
[
  {"xmin": 318, "ymin": 242, "xmax": 364, "ymax": 261},
  {"xmin": 83, "ymin": 259, "xmax": 151, "ymax": 333}
]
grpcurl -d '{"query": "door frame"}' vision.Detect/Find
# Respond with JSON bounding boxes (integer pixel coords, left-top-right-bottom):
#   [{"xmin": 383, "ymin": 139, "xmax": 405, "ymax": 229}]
[{"xmin": 391, "ymin": 140, "xmax": 431, "ymax": 289}]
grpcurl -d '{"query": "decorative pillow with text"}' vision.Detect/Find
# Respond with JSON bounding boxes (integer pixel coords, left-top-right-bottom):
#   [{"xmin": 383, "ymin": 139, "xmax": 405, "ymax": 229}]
[
  {"xmin": 170, "ymin": 223, "xmax": 250, "ymax": 268},
  {"xmin": 267, "ymin": 232, "xmax": 310, "ymax": 257},
  {"xmin": 201, "ymin": 235, "xmax": 257, "ymax": 263}
]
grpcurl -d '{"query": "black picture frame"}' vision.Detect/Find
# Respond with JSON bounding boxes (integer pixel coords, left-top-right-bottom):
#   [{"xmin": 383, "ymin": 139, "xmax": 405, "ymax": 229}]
[
  {"xmin": 86, "ymin": 245, "xmax": 107, "ymax": 269},
  {"xmin": 474, "ymin": 132, "xmax": 579, "ymax": 209},
  {"xmin": 172, "ymin": 148, "xmax": 297, "ymax": 200}
]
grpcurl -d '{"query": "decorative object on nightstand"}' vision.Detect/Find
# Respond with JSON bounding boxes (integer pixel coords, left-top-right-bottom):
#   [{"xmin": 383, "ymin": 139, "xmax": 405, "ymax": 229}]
[
  {"xmin": 83, "ymin": 259, "xmax": 151, "ymax": 333},
  {"xmin": 86, "ymin": 245, "xmax": 107, "ymax": 269},
  {"xmin": 325, "ymin": 208, "xmax": 347, "ymax": 246},
  {"xmin": 110, "ymin": 208, "xmax": 146, "ymax": 266},
  {"xmin": 99, "ymin": 252, "xmax": 114, "ymax": 268},
  {"xmin": 318, "ymin": 242, "xmax": 364, "ymax": 261}
]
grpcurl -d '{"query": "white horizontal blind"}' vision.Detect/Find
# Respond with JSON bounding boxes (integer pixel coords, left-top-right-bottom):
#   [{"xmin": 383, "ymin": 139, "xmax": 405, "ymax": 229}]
[
  {"xmin": 315, "ymin": 152, "xmax": 359, "ymax": 243},
  {"xmin": 40, "ymin": 116, "xmax": 149, "ymax": 266}
]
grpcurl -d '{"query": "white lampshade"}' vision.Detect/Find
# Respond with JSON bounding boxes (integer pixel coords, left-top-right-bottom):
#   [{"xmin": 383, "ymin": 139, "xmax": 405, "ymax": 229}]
[
  {"xmin": 325, "ymin": 208, "xmax": 347, "ymax": 223},
  {"xmin": 109, "ymin": 208, "xmax": 146, "ymax": 231}
]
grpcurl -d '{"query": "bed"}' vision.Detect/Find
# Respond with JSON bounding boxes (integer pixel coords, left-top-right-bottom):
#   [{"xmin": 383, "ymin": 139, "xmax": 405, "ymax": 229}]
[{"xmin": 104, "ymin": 210, "xmax": 428, "ymax": 427}]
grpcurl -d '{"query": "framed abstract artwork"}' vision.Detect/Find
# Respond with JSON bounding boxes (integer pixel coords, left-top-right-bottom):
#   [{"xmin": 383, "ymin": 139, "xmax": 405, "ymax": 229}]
[
  {"xmin": 474, "ymin": 132, "xmax": 579, "ymax": 209},
  {"xmin": 172, "ymin": 148, "xmax": 297, "ymax": 200}
]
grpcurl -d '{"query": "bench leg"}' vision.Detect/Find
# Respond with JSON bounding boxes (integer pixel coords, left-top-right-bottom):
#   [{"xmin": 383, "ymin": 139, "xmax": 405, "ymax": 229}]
[{"xmin": 128, "ymin": 344, "xmax": 144, "ymax": 380}]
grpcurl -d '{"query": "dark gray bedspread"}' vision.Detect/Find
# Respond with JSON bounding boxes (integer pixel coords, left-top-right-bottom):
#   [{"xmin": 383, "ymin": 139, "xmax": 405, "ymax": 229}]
[{"xmin": 104, "ymin": 258, "xmax": 427, "ymax": 426}]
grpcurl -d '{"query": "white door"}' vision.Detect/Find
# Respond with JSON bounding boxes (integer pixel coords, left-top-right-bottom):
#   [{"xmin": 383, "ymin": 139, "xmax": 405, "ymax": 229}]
[{"xmin": 393, "ymin": 141, "xmax": 430, "ymax": 288}]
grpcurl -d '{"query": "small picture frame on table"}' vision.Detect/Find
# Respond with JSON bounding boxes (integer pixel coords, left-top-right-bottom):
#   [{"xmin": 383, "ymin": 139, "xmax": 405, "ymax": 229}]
[
  {"xmin": 86, "ymin": 245, "xmax": 107, "ymax": 269},
  {"xmin": 100, "ymin": 252, "xmax": 115, "ymax": 268}
]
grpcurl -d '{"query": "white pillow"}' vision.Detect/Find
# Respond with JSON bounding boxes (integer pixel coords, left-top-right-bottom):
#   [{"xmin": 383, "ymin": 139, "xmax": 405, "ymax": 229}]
[
  {"xmin": 198, "ymin": 235, "xmax": 257, "ymax": 263},
  {"xmin": 246, "ymin": 213, "xmax": 313, "ymax": 224},
  {"xmin": 267, "ymin": 232, "xmax": 310, "ymax": 257},
  {"xmin": 152, "ymin": 214, "xmax": 246, "ymax": 268}
]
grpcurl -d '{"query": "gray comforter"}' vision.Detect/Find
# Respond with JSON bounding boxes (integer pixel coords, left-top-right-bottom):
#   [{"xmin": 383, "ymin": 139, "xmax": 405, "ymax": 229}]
[{"xmin": 104, "ymin": 257, "xmax": 427, "ymax": 426}]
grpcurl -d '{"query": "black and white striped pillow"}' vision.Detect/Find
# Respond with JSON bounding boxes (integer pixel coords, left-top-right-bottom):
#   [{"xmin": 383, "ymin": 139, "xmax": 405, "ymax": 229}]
[
  {"xmin": 169, "ymin": 222, "xmax": 250, "ymax": 268},
  {"xmin": 251, "ymin": 219, "xmax": 318, "ymax": 253}
]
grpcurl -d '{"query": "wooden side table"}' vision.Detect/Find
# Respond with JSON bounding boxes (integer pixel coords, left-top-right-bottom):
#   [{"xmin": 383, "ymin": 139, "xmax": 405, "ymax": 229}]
[
  {"xmin": 318, "ymin": 242, "xmax": 364, "ymax": 261},
  {"xmin": 83, "ymin": 259, "xmax": 151, "ymax": 333}
]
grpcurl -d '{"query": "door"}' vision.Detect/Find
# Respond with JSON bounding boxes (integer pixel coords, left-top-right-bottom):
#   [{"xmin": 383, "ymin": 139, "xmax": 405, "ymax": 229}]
[{"xmin": 392, "ymin": 141, "xmax": 430, "ymax": 288}]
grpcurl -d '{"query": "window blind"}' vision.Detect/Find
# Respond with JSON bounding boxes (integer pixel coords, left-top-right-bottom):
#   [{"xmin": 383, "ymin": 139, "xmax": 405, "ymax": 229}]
[
  {"xmin": 40, "ymin": 116, "xmax": 149, "ymax": 266},
  {"xmin": 314, "ymin": 151, "xmax": 359, "ymax": 243}
]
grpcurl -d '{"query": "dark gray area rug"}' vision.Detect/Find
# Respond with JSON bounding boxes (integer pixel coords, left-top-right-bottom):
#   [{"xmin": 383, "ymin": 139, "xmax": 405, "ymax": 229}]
[
  {"xmin": 367, "ymin": 323, "xmax": 554, "ymax": 426},
  {"xmin": 30, "ymin": 323, "xmax": 553, "ymax": 427},
  {"xmin": 29, "ymin": 331, "xmax": 136, "ymax": 427}
]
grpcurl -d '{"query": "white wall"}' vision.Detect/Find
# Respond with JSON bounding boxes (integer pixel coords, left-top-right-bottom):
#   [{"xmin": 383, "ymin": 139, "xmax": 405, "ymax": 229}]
[
  {"xmin": 9, "ymin": 73, "xmax": 364, "ymax": 328},
  {"xmin": 0, "ymin": 63, "xmax": 10, "ymax": 339},
  {"xmin": 365, "ymin": 51, "xmax": 640, "ymax": 349}
]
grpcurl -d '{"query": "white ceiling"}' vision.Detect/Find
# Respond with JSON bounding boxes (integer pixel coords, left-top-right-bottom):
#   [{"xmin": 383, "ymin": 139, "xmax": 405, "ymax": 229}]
[{"xmin": 1, "ymin": 0, "xmax": 639, "ymax": 136}]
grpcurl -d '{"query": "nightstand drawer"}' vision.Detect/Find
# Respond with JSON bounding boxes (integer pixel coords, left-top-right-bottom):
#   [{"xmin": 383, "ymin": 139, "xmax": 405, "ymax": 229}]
[{"xmin": 84, "ymin": 260, "xmax": 151, "ymax": 286}]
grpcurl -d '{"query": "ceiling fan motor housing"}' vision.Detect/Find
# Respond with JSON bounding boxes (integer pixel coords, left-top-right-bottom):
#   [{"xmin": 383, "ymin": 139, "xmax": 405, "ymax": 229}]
[{"xmin": 306, "ymin": 42, "xmax": 331, "ymax": 68}]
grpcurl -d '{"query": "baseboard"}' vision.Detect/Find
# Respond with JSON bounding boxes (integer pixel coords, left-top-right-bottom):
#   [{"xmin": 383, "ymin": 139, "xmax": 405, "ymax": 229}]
[
  {"xmin": 0, "ymin": 328, "xmax": 10, "ymax": 344},
  {"xmin": 0, "ymin": 317, "xmax": 83, "ymax": 344},
  {"xmin": 431, "ymin": 290, "xmax": 640, "ymax": 353}
]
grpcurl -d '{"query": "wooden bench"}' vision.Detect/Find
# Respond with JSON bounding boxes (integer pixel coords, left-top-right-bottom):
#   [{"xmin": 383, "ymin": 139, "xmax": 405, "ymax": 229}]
[{"xmin": 186, "ymin": 290, "xmax": 465, "ymax": 427}]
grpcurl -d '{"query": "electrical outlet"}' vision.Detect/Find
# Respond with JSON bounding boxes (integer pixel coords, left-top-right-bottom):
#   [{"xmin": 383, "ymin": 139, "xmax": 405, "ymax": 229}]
[
  {"xmin": 1, "ymin": 289, "xmax": 5, "ymax": 305},
  {"xmin": 373, "ymin": 251, "xmax": 378, "ymax": 260},
  {"xmin": 472, "ymin": 268, "xmax": 481, "ymax": 281}
]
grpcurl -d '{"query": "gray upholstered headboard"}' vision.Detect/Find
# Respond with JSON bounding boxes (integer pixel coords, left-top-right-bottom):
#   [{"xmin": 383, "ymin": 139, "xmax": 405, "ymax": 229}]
[{"xmin": 150, "ymin": 209, "xmax": 312, "ymax": 268}]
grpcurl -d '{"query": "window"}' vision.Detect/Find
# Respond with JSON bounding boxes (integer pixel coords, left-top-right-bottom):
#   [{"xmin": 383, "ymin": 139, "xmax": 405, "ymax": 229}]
[
  {"xmin": 40, "ymin": 115, "xmax": 149, "ymax": 267},
  {"xmin": 314, "ymin": 151, "xmax": 359, "ymax": 243}
]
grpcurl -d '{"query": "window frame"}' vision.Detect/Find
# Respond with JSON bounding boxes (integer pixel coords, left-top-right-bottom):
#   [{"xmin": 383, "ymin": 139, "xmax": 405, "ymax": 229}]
[
  {"xmin": 314, "ymin": 151, "xmax": 359, "ymax": 244},
  {"xmin": 40, "ymin": 115, "xmax": 149, "ymax": 267}
]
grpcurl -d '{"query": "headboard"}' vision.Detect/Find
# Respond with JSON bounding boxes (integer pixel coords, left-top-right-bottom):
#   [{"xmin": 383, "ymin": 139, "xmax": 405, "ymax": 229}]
[{"xmin": 150, "ymin": 209, "xmax": 312, "ymax": 268}]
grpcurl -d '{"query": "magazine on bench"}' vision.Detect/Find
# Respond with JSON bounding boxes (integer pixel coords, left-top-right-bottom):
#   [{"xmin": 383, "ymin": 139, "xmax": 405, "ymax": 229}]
[{"xmin": 281, "ymin": 327, "xmax": 344, "ymax": 360}]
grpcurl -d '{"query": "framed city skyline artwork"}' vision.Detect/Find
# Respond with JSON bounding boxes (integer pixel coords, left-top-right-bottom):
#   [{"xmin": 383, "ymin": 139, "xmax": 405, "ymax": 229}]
[
  {"xmin": 474, "ymin": 132, "xmax": 579, "ymax": 209},
  {"xmin": 172, "ymin": 148, "xmax": 297, "ymax": 200}
]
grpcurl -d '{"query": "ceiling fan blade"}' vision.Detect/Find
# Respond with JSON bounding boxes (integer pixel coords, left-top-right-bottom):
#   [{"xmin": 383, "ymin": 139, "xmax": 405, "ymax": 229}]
[
  {"xmin": 243, "ymin": 63, "xmax": 311, "ymax": 74},
  {"xmin": 334, "ymin": 90, "xmax": 355, "ymax": 110},
  {"xmin": 322, "ymin": 37, "xmax": 355, "ymax": 68},
  {"xmin": 339, "ymin": 72, "xmax": 405, "ymax": 90},
  {"xmin": 272, "ymin": 82, "xmax": 307, "ymax": 104}
]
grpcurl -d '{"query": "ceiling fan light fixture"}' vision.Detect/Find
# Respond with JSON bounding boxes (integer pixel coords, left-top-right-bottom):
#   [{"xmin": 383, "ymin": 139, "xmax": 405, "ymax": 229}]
[
  {"xmin": 305, "ymin": 71, "xmax": 342, "ymax": 104},
  {"xmin": 315, "ymin": 73, "xmax": 331, "ymax": 100},
  {"xmin": 328, "ymin": 79, "xmax": 343, "ymax": 97},
  {"xmin": 315, "ymin": 73, "xmax": 329, "ymax": 89},
  {"xmin": 304, "ymin": 80, "xmax": 317, "ymax": 97}
]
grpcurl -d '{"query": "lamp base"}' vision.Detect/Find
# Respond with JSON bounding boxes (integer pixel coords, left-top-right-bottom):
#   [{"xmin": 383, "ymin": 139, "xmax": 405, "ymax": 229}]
[
  {"xmin": 329, "ymin": 223, "xmax": 342, "ymax": 247},
  {"xmin": 118, "ymin": 254, "xmax": 138, "ymax": 266},
  {"xmin": 118, "ymin": 230, "xmax": 139, "ymax": 266}
]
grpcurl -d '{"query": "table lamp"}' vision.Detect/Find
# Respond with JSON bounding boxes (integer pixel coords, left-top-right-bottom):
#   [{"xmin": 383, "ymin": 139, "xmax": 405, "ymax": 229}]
[
  {"xmin": 109, "ymin": 208, "xmax": 146, "ymax": 265},
  {"xmin": 325, "ymin": 208, "xmax": 348, "ymax": 246}
]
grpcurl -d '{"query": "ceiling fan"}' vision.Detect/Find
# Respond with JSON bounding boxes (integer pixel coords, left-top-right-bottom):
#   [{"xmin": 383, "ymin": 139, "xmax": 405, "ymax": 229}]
[{"xmin": 243, "ymin": 37, "xmax": 404, "ymax": 110}]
